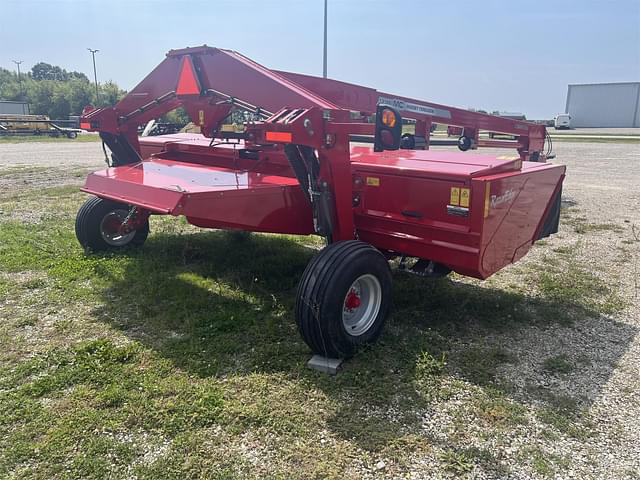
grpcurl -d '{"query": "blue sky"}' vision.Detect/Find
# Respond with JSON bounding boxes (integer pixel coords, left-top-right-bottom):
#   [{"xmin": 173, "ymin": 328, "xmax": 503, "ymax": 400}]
[{"xmin": 1, "ymin": 0, "xmax": 639, "ymax": 118}]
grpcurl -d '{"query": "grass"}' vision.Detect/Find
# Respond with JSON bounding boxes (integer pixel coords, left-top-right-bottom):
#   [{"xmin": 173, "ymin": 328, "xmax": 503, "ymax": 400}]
[
  {"xmin": 440, "ymin": 448, "xmax": 473, "ymax": 474},
  {"xmin": 456, "ymin": 345, "xmax": 512, "ymax": 386},
  {"xmin": 0, "ymin": 134, "xmax": 100, "ymax": 143},
  {"xmin": 0, "ymin": 166, "xmax": 51, "ymax": 176},
  {"xmin": 0, "ymin": 179, "xmax": 633, "ymax": 478},
  {"xmin": 574, "ymin": 222, "xmax": 624, "ymax": 235},
  {"xmin": 543, "ymin": 354, "xmax": 574, "ymax": 374},
  {"xmin": 560, "ymin": 209, "xmax": 625, "ymax": 235},
  {"xmin": 519, "ymin": 446, "xmax": 570, "ymax": 477},
  {"xmin": 529, "ymin": 238, "xmax": 627, "ymax": 315}
]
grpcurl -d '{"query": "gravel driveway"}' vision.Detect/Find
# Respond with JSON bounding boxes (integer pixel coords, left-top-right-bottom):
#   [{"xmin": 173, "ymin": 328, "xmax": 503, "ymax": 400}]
[{"xmin": 0, "ymin": 140, "xmax": 638, "ymax": 479}]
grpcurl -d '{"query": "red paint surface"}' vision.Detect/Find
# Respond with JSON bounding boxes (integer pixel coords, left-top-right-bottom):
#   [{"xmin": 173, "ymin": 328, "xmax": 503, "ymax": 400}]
[
  {"xmin": 344, "ymin": 290, "xmax": 361, "ymax": 310},
  {"xmin": 80, "ymin": 46, "xmax": 565, "ymax": 280}
]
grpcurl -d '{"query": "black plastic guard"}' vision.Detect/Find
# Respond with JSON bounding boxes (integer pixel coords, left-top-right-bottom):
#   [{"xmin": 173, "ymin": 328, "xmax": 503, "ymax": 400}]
[
  {"xmin": 100, "ymin": 132, "xmax": 142, "ymax": 167},
  {"xmin": 537, "ymin": 184, "xmax": 562, "ymax": 240}
]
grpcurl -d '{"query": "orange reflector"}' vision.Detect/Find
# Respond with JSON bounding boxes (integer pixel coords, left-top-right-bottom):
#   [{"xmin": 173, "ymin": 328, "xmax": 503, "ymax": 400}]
[
  {"xmin": 381, "ymin": 109, "xmax": 397, "ymax": 128},
  {"xmin": 80, "ymin": 122, "xmax": 91, "ymax": 130},
  {"xmin": 176, "ymin": 55, "xmax": 201, "ymax": 95},
  {"xmin": 265, "ymin": 131, "xmax": 292, "ymax": 143}
]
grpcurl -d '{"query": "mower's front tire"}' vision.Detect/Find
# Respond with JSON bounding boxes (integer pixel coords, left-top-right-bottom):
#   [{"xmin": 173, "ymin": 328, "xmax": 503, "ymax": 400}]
[
  {"xmin": 295, "ymin": 240, "xmax": 392, "ymax": 358},
  {"xmin": 75, "ymin": 197, "xmax": 149, "ymax": 252}
]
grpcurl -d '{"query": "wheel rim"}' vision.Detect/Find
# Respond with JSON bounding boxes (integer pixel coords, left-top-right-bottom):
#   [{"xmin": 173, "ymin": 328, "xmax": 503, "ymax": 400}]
[
  {"xmin": 342, "ymin": 274, "xmax": 382, "ymax": 336},
  {"xmin": 100, "ymin": 209, "xmax": 136, "ymax": 246}
]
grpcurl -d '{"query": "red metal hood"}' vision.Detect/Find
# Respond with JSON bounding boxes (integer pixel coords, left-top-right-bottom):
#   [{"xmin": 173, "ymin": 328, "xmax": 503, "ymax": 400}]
[
  {"xmin": 81, "ymin": 158, "xmax": 300, "ymax": 214},
  {"xmin": 350, "ymin": 146, "xmax": 523, "ymax": 180}
]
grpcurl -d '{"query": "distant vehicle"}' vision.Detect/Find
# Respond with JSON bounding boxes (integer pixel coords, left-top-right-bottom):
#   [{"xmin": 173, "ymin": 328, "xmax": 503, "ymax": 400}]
[
  {"xmin": 0, "ymin": 114, "xmax": 81, "ymax": 138},
  {"xmin": 0, "ymin": 114, "xmax": 51, "ymax": 132},
  {"xmin": 488, "ymin": 112, "xmax": 526, "ymax": 138},
  {"xmin": 0, "ymin": 100, "xmax": 30, "ymax": 115},
  {"xmin": 554, "ymin": 114, "xmax": 571, "ymax": 130}
]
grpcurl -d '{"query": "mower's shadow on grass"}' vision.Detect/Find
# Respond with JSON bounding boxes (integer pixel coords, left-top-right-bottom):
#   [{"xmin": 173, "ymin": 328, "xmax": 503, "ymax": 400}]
[{"xmin": 94, "ymin": 230, "xmax": 636, "ymax": 454}]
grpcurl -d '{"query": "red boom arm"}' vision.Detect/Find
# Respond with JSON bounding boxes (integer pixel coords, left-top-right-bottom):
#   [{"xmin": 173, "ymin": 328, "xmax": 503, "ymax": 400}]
[
  {"xmin": 81, "ymin": 45, "xmax": 548, "ymax": 162},
  {"xmin": 276, "ymin": 71, "xmax": 546, "ymax": 159}
]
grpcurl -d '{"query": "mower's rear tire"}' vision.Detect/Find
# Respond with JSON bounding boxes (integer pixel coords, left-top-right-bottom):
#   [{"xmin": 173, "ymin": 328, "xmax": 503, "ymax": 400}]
[
  {"xmin": 295, "ymin": 240, "xmax": 392, "ymax": 358},
  {"xmin": 75, "ymin": 197, "xmax": 149, "ymax": 252}
]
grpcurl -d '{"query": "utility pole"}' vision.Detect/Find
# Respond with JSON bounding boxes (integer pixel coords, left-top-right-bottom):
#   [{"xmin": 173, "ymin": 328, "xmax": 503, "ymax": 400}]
[
  {"xmin": 87, "ymin": 48, "xmax": 100, "ymax": 104},
  {"xmin": 323, "ymin": 0, "xmax": 328, "ymax": 78},
  {"xmin": 12, "ymin": 60, "xmax": 23, "ymax": 99}
]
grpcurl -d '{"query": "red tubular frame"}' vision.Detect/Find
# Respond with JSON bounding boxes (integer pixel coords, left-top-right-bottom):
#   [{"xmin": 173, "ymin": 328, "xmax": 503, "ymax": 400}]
[
  {"xmin": 79, "ymin": 46, "xmax": 564, "ymax": 280},
  {"xmin": 275, "ymin": 71, "xmax": 546, "ymax": 160},
  {"xmin": 81, "ymin": 45, "xmax": 547, "ymax": 163}
]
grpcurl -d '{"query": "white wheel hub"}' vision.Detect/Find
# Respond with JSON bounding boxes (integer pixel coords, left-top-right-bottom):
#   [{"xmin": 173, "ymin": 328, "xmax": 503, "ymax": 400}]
[{"xmin": 100, "ymin": 209, "xmax": 136, "ymax": 246}]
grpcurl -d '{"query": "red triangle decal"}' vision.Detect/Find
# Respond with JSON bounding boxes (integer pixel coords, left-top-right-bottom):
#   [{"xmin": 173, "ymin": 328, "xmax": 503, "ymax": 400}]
[{"xmin": 176, "ymin": 56, "xmax": 201, "ymax": 95}]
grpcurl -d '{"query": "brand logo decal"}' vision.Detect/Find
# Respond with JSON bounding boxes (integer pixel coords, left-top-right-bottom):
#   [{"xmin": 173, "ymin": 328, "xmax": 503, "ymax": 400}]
[
  {"xmin": 490, "ymin": 189, "xmax": 517, "ymax": 208},
  {"xmin": 377, "ymin": 96, "xmax": 452, "ymax": 119}
]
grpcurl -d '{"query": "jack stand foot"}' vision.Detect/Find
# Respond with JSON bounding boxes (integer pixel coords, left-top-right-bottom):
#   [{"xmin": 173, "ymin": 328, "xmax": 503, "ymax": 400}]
[{"xmin": 307, "ymin": 355, "xmax": 343, "ymax": 375}]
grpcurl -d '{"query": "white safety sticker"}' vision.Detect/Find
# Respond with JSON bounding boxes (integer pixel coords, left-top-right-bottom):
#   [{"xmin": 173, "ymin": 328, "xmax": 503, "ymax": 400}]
[{"xmin": 377, "ymin": 96, "xmax": 452, "ymax": 119}]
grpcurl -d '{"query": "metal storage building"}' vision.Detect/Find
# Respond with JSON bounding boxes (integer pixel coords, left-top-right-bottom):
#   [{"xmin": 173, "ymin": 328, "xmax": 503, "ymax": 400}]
[
  {"xmin": 565, "ymin": 82, "xmax": 640, "ymax": 128},
  {"xmin": 0, "ymin": 101, "xmax": 29, "ymax": 115}
]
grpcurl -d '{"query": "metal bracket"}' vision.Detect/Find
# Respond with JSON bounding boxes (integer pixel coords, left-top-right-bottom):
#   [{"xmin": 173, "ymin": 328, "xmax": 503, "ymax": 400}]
[{"xmin": 307, "ymin": 355, "xmax": 343, "ymax": 375}]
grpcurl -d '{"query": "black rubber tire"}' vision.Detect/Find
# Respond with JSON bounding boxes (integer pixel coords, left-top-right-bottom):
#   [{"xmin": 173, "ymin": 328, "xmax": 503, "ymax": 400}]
[
  {"xmin": 458, "ymin": 135, "xmax": 472, "ymax": 151},
  {"xmin": 75, "ymin": 197, "xmax": 149, "ymax": 252},
  {"xmin": 67, "ymin": 131, "xmax": 78, "ymax": 139},
  {"xmin": 400, "ymin": 133, "xmax": 415, "ymax": 149},
  {"xmin": 295, "ymin": 240, "xmax": 392, "ymax": 358}
]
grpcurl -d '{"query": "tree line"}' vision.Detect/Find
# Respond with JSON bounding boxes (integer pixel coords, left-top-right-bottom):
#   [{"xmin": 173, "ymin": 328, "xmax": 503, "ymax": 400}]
[{"xmin": 0, "ymin": 62, "xmax": 126, "ymax": 119}]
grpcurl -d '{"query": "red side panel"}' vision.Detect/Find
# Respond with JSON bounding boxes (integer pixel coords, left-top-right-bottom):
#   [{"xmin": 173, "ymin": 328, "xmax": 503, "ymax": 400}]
[
  {"xmin": 351, "ymin": 149, "xmax": 565, "ymax": 279},
  {"xmin": 477, "ymin": 163, "xmax": 565, "ymax": 276},
  {"xmin": 82, "ymin": 159, "xmax": 314, "ymax": 234}
]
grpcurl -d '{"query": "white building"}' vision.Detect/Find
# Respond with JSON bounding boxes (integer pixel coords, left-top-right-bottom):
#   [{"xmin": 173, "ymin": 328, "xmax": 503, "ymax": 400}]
[{"xmin": 565, "ymin": 82, "xmax": 640, "ymax": 128}]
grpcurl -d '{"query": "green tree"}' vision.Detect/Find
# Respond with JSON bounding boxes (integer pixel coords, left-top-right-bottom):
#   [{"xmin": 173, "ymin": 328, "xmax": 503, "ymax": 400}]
[
  {"xmin": 99, "ymin": 80, "xmax": 125, "ymax": 107},
  {"xmin": 31, "ymin": 62, "xmax": 64, "ymax": 81},
  {"xmin": 1, "ymin": 62, "xmax": 126, "ymax": 118},
  {"xmin": 0, "ymin": 68, "xmax": 21, "ymax": 99},
  {"xmin": 163, "ymin": 107, "xmax": 191, "ymax": 125}
]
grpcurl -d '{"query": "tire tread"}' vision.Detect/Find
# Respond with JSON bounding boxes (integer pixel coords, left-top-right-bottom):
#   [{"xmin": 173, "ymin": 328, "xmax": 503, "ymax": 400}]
[
  {"xmin": 296, "ymin": 240, "xmax": 391, "ymax": 358},
  {"xmin": 75, "ymin": 197, "xmax": 149, "ymax": 252}
]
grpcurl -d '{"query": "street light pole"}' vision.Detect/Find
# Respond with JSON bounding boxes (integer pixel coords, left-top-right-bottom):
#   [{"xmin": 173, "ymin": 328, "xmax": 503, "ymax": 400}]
[
  {"xmin": 12, "ymin": 60, "xmax": 23, "ymax": 99},
  {"xmin": 87, "ymin": 48, "xmax": 100, "ymax": 104},
  {"xmin": 323, "ymin": 0, "xmax": 328, "ymax": 78}
]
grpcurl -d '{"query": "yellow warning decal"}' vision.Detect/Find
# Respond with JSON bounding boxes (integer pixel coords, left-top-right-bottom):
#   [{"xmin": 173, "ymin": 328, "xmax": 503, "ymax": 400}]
[
  {"xmin": 460, "ymin": 188, "xmax": 470, "ymax": 208},
  {"xmin": 450, "ymin": 187, "xmax": 460, "ymax": 206},
  {"xmin": 366, "ymin": 177, "xmax": 380, "ymax": 187},
  {"xmin": 198, "ymin": 110, "xmax": 205, "ymax": 126},
  {"xmin": 497, "ymin": 155, "xmax": 520, "ymax": 160}
]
